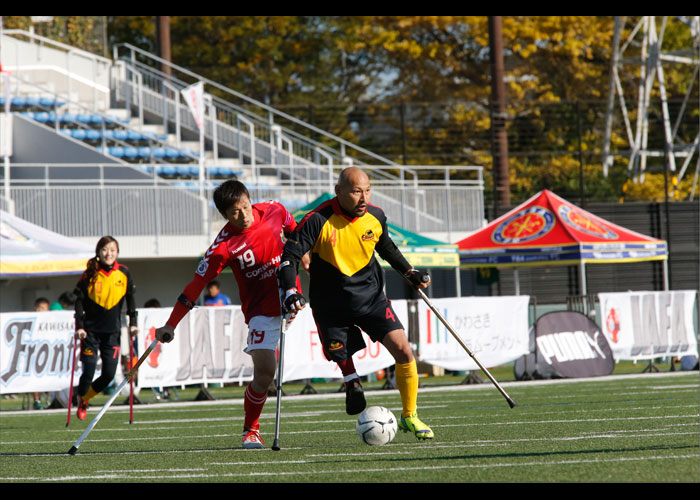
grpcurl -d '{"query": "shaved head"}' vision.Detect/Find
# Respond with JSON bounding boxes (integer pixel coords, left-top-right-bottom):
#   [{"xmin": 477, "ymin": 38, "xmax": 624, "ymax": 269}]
[
  {"xmin": 335, "ymin": 167, "xmax": 371, "ymax": 217},
  {"xmin": 337, "ymin": 167, "xmax": 369, "ymax": 188}
]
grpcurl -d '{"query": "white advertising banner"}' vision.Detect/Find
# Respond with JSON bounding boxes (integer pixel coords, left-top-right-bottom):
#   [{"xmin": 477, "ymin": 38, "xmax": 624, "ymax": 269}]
[
  {"xmin": 136, "ymin": 302, "xmax": 402, "ymax": 387},
  {"xmin": 2, "ymin": 297, "xmax": 529, "ymax": 394},
  {"xmin": 135, "ymin": 306, "xmax": 253, "ymax": 388},
  {"xmin": 0, "ymin": 310, "xmax": 78, "ymax": 394},
  {"xmin": 598, "ymin": 290, "xmax": 698, "ymax": 361},
  {"xmin": 416, "ymin": 296, "xmax": 530, "ymax": 371},
  {"xmin": 280, "ymin": 302, "xmax": 403, "ymax": 382}
]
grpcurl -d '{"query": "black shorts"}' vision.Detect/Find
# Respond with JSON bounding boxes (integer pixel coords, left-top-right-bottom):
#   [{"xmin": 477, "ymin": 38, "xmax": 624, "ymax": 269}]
[
  {"xmin": 80, "ymin": 330, "xmax": 121, "ymax": 363},
  {"xmin": 312, "ymin": 299, "xmax": 404, "ymax": 363}
]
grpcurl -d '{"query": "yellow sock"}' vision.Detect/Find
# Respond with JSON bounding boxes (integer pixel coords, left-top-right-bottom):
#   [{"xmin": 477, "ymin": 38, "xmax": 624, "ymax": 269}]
[
  {"xmin": 394, "ymin": 359, "xmax": 418, "ymax": 418},
  {"xmin": 83, "ymin": 386, "xmax": 99, "ymax": 404}
]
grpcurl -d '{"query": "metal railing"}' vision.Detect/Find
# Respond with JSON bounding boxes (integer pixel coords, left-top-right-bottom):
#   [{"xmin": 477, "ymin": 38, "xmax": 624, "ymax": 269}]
[
  {"xmin": 112, "ymin": 43, "xmax": 406, "ymax": 171},
  {"xmin": 2, "ymin": 31, "xmax": 485, "ymax": 247},
  {"xmin": 3, "ymin": 164, "xmax": 484, "ymax": 247},
  {"xmin": 1, "ymin": 30, "xmax": 112, "ymax": 111}
]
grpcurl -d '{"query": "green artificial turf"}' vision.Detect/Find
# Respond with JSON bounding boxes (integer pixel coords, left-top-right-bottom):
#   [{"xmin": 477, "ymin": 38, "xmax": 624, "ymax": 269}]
[{"xmin": 1, "ymin": 370, "xmax": 697, "ymax": 483}]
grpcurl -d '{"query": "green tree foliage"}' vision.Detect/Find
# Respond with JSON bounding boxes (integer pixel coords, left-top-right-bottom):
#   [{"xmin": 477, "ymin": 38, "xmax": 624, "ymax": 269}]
[{"xmin": 6, "ymin": 16, "xmax": 698, "ymax": 203}]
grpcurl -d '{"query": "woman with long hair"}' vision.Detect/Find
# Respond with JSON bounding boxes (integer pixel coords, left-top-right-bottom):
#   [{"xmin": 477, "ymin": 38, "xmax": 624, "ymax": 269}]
[{"xmin": 73, "ymin": 236, "xmax": 138, "ymax": 419}]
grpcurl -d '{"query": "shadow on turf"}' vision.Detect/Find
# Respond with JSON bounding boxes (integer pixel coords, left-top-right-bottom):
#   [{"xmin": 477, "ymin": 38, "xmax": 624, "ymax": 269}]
[{"xmin": 386, "ymin": 443, "xmax": 699, "ymax": 463}]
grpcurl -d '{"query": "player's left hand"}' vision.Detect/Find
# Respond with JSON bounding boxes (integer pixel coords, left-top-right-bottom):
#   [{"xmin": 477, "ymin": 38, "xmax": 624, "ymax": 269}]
[
  {"xmin": 282, "ymin": 288, "xmax": 307, "ymax": 314},
  {"xmin": 405, "ymin": 268, "xmax": 431, "ymax": 289},
  {"xmin": 129, "ymin": 326, "xmax": 138, "ymax": 337}
]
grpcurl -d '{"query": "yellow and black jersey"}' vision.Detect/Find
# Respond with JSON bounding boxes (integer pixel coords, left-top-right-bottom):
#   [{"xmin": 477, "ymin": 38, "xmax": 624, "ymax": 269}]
[
  {"xmin": 74, "ymin": 261, "xmax": 137, "ymax": 333},
  {"xmin": 281, "ymin": 197, "xmax": 411, "ymax": 316}
]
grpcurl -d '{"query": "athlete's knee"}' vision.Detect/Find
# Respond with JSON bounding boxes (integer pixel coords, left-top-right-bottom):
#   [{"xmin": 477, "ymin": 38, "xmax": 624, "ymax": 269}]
[
  {"xmin": 251, "ymin": 350, "xmax": 276, "ymax": 391},
  {"xmin": 382, "ymin": 329, "xmax": 414, "ymax": 364}
]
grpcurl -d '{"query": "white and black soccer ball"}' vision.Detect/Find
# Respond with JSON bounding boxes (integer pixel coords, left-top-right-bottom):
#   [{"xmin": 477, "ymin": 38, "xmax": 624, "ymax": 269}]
[{"xmin": 356, "ymin": 406, "xmax": 398, "ymax": 446}]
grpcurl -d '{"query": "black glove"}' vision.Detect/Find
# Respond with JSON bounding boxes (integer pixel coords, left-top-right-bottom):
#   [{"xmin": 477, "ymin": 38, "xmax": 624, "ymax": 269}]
[
  {"xmin": 282, "ymin": 288, "xmax": 307, "ymax": 314},
  {"xmin": 404, "ymin": 268, "xmax": 430, "ymax": 287}
]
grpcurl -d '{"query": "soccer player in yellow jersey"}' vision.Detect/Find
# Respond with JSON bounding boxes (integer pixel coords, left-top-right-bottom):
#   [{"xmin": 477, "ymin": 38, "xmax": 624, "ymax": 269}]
[
  {"xmin": 73, "ymin": 236, "xmax": 138, "ymax": 420},
  {"xmin": 278, "ymin": 167, "xmax": 434, "ymax": 439}
]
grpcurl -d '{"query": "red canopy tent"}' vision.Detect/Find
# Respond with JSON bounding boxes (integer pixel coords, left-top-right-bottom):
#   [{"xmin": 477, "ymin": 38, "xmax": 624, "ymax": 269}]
[{"xmin": 456, "ymin": 190, "xmax": 668, "ymax": 295}]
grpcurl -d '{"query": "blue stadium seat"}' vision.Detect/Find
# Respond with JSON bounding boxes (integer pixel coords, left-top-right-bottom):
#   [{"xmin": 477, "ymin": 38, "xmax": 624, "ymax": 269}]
[
  {"xmin": 11, "ymin": 97, "xmax": 27, "ymax": 108},
  {"xmin": 39, "ymin": 96, "xmax": 63, "ymax": 108},
  {"xmin": 151, "ymin": 147, "xmax": 166, "ymax": 159},
  {"xmin": 127, "ymin": 130, "xmax": 143, "ymax": 143},
  {"xmin": 71, "ymin": 129, "xmax": 87, "ymax": 141},
  {"xmin": 124, "ymin": 146, "xmax": 139, "ymax": 160},
  {"xmin": 165, "ymin": 148, "xmax": 181, "ymax": 161},
  {"xmin": 86, "ymin": 130, "xmax": 101, "ymax": 142},
  {"xmin": 176, "ymin": 165, "xmax": 193, "ymax": 177},
  {"xmin": 33, "ymin": 112, "xmax": 50, "ymax": 123},
  {"xmin": 76, "ymin": 113, "xmax": 93, "ymax": 126},
  {"xmin": 137, "ymin": 147, "xmax": 152, "ymax": 160},
  {"xmin": 109, "ymin": 146, "xmax": 125, "ymax": 157},
  {"xmin": 61, "ymin": 113, "xmax": 78, "ymax": 126},
  {"xmin": 156, "ymin": 165, "xmax": 177, "ymax": 177},
  {"xmin": 113, "ymin": 130, "xmax": 128, "ymax": 142}
]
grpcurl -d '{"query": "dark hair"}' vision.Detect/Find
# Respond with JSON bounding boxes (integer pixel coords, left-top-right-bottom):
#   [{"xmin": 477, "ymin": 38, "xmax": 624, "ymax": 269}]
[
  {"xmin": 213, "ymin": 180, "xmax": 250, "ymax": 217},
  {"xmin": 207, "ymin": 281, "xmax": 220, "ymax": 289},
  {"xmin": 58, "ymin": 291, "xmax": 76, "ymax": 307},
  {"xmin": 81, "ymin": 236, "xmax": 119, "ymax": 286},
  {"xmin": 144, "ymin": 298, "xmax": 161, "ymax": 308},
  {"xmin": 34, "ymin": 297, "xmax": 49, "ymax": 306}
]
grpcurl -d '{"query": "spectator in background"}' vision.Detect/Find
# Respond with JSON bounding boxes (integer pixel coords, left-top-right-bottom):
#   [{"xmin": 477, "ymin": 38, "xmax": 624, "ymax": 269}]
[
  {"xmin": 50, "ymin": 291, "xmax": 77, "ymax": 311},
  {"xmin": 203, "ymin": 281, "xmax": 231, "ymax": 306},
  {"xmin": 31, "ymin": 298, "xmax": 51, "ymax": 408},
  {"xmin": 73, "ymin": 236, "xmax": 138, "ymax": 420},
  {"xmin": 34, "ymin": 297, "xmax": 50, "ymax": 312},
  {"xmin": 144, "ymin": 298, "xmax": 161, "ymax": 308}
]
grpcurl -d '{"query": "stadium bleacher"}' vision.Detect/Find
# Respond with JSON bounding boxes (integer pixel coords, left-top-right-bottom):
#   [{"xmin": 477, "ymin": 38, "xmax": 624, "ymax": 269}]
[{"xmin": 9, "ymin": 104, "xmax": 241, "ymax": 180}]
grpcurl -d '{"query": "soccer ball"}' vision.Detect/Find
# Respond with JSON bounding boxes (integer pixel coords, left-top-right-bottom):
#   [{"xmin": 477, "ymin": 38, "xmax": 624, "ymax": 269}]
[{"xmin": 356, "ymin": 406, "xmax": 398, "ymax": 446}]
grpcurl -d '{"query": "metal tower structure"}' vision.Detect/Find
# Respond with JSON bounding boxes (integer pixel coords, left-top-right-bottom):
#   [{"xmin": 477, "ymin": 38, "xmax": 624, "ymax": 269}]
[{"xmin": 602, "ymin": 16, "xmax": 700, "ymax": 198}]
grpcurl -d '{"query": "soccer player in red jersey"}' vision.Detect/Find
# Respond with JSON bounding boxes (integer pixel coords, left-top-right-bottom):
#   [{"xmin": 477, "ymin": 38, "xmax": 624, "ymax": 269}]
[{"xmin": 155, "ymin": 180, "xmax": 307, "ymax": 449}]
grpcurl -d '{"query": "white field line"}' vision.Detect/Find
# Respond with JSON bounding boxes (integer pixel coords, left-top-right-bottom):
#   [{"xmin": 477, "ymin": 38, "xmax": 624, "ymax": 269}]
[
  {"xmin": 3, "ymin": 417, "xmax": 697, "ymax": 451},
  {"xmin": 5, "ymin": 453, "xmax": 697, "ymax": 482},
  {"xmin": 17, "ymin": 403, "xmax": 692, "ymax": 437},
  {"xmin": 4, "ymin": 427, "xmax": 698, "ymax": 462},
  {"xmin": 3, "ymin": 371, "xmax": 696, "ymax": 418}
]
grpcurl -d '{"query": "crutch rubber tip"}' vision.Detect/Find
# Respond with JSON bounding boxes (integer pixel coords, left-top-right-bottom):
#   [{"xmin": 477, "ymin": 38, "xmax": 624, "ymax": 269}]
[
  {"xmin": 67, "ymin": 446, "xmax": 78, "ymax": 455},
  {"xmin": 507, "ymin": 398, "xmax": 517, "ymax": 408},
  {"xmin": 271, "ymin": 439, "xmax": 281, "ymax": 451}
]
